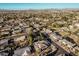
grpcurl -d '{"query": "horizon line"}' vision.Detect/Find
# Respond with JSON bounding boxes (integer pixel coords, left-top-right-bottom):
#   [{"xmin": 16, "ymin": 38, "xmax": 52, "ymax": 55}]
[{"xmin": 0, "ymin": 8, "xmax": 79, "ymax": 10}]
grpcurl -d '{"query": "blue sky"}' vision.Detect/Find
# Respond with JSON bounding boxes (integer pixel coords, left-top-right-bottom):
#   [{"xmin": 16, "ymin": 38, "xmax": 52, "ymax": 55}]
[{"xmin": 0, "ymin": 3, "xmax": 79, "ymax": 10}]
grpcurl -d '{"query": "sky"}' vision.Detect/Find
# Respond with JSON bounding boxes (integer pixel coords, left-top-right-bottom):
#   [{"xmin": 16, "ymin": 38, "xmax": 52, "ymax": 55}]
[{"xmin": 0, "ymin": 3, "xmax": 79, "ymax": 10}]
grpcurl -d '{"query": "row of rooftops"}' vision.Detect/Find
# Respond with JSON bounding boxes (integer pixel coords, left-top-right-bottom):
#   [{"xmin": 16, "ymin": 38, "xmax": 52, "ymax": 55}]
[{"xmin": 44, "ymin": 29, "xmax": 79, "ymax": 56}]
